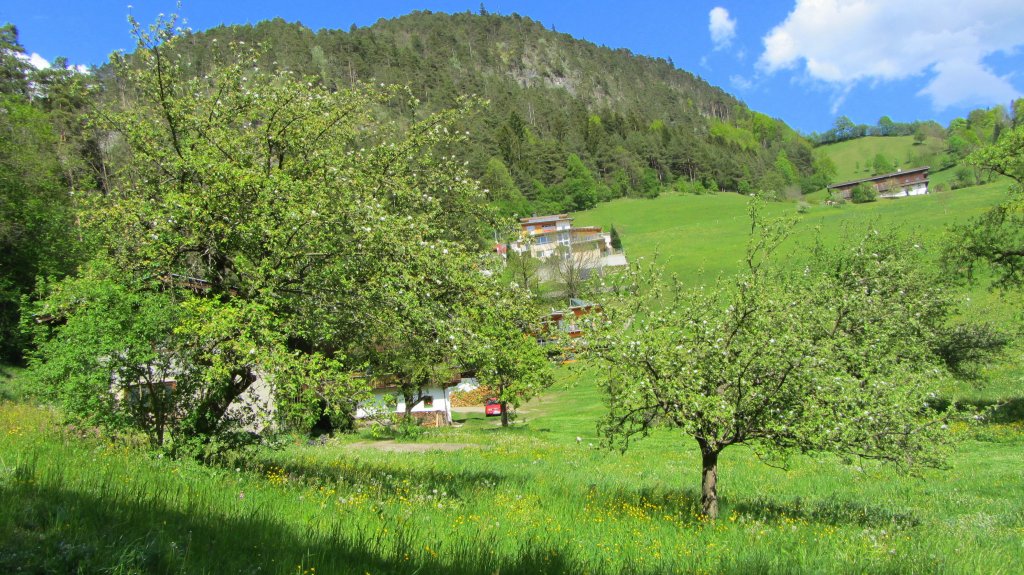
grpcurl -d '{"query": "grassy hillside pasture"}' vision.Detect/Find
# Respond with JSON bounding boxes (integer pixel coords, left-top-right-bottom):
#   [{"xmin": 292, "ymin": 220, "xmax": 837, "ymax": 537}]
[
  {"xmin": 818, "ymin": 135, "xmax": 948, "ymax": 183},
  {"xmin": 575, "ymin": 181, "xmax": 1023, "ymax": 397},
  {"xmin": 574, "ymin": 182, "xmax": 1011, "ymax": 286}
]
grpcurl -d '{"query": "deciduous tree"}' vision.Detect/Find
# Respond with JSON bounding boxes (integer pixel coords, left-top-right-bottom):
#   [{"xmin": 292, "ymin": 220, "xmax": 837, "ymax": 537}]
[
  {"xmin": 506, "ymin": 246, "xmax": 541, "ymax": 294},
  {"xmin": 465, "ymin": 284, "xmax": 552, "ymax": 426},
  {"xmin": 851, "ymin": 182, "xmax": 877, "ymax": 203},
  {"xmin": 0, "ymin": 26, "xmax": 80, "ymax": 362},
  {"xmin": 548, "ymin": 244, "xmax": 598, "ymax": 300},
  {"xmin": 28, "ymin": 15, "xmax": 490, "ymax": 452},
  {"xmin": 592, "ymin": 203, "xmax": 986, "ymax": 519},
  {"xmin": 948, "ymin": 123, "xmax": 1024, "ymax": 287},
  {"xmin": 557, "ymin": 153, "xmax": 598, "ymax": 211},
  {"xmin": 871, "ymin": 153, "xmax": 894, "ymax": 175}
]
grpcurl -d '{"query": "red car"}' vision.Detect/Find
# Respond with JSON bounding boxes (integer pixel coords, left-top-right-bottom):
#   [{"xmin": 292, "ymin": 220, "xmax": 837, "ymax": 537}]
[{"xmin": 485, "ymin": 398, "xmax": 503, "ymax": 416}]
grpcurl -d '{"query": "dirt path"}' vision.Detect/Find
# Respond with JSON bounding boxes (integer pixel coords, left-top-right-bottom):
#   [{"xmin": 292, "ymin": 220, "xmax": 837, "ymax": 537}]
[{"xmin": 346, "ymin": 440, "xmax": 477, "ymax": 452}]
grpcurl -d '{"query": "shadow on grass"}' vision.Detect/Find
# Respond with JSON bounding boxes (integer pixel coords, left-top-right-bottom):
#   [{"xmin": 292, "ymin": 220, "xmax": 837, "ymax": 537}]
[
  {"xmin": 591, "ymin": 483, "xmax": 920, "ymax": 529},
  {"xmin": 0, "ymin": 365, "xmax": 29, "ymax": 402},
  {"xmin": 2, "ymin": 478, "xmax": 866, "ymax": 575},
  {"xmin": 931, "ymin": 396, "xmax": 1024, "ymax": 424},
  {"xmin": 241, "ymin": 454, "xmax": 523, "ymax": 501},
  {"xmin": 449, "ymin": 416, "xmax": 550, "ymax": 435},
  {"xmin": 733, "ymin": 496, "xmax": 920, "ymax": 528},
  {"xmin": 0, "ymin": 480, "xmax": 579, "ymax": 575}
]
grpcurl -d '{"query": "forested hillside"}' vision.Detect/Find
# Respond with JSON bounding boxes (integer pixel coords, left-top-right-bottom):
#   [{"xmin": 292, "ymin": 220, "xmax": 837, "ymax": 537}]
[
  {"xmin": 1, "ymin": 11, "xmax": 828, "ymax": 369},
  {"xmin": 0, "ymin": 25, "xmax": 86, "ymax": 361},
  {"xmin": 150, "ymin": 11, "xmax": 828, "ymax": 214}
]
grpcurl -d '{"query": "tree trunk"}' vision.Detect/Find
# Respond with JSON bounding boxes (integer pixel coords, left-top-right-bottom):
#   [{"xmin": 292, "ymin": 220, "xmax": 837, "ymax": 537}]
[
  {"xmin": 190, "ymin": 368, "xmax": 256, "ymax": 439},
  {"xmin": 499, "ymin": 382, "xmax": 509, "ymax": 427},
  {"xmin": 403, "ymin": 388, "xmax": 415, "ymax": 419},
  {"xmin": 700, "ymin": 447, "xmax": 720, "ymax": 519}
]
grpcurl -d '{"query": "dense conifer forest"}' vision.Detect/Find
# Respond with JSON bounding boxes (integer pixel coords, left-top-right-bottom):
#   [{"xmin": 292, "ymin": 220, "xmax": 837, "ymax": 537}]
[{"xmin": 151, "ymin": 11, "xmax": 828, "ymax": 214}]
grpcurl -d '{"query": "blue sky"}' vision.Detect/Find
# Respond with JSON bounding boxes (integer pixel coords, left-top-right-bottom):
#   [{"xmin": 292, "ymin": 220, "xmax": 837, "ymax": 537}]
[{"xmin": 4, "ymin": 1, "xmax": 1023, "ymax": 134}]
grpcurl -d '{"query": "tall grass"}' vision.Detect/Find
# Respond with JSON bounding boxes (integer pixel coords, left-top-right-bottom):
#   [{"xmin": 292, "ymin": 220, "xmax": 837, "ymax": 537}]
[{"xmin": 2, "ymin": 394, "xmax": 1022, "ymax": 574}]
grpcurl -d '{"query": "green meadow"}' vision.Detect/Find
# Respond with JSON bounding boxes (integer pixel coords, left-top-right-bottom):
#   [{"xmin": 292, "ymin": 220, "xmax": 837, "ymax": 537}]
[
  {"xmin": 815, "ymin": 135, "xmax": 948, "ymax": 183},
  {"xmin": 2, "ymin": 184, "xmax": 1023, "ymax": 574},
  {"xmin": 574, "ymin": 180, "xmax": 1011, "ymax": 286}
]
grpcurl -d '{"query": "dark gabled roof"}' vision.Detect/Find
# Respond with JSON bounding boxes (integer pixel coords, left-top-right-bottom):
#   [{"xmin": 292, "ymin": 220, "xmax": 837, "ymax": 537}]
[
  {"xmin": 828, "ymin": 166, "xmax": 930, "ymax": 190},
  {"xmin": 520, "ymin": 214, "xmax": 571, "ymax": 224}
]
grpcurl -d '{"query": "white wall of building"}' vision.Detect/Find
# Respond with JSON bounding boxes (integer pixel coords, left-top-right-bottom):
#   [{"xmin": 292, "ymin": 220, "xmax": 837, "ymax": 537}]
[
  {"xmin": 879, "ymin": 182, "xmax": 928, "ymax": 198},
  {"xmin": 354, "ymin": 385, "xmax": 452, "ymax": 424},
  {"xmin": 224, "ymin": 371, "xmax": 277, "ymax": 433}
]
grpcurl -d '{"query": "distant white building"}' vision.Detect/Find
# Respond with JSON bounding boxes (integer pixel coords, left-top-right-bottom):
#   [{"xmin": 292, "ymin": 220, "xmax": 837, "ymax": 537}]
[
  {"xmin": 354, "ymin": 373, "xmax": 478, "ymax": 427},
  {"xmin": 508, "ymin": 214, "xmax": 627, "ymax": 276}
]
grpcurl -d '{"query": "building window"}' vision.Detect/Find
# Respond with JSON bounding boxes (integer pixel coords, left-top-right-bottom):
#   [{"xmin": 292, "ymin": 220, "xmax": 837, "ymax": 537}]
[{"xmin": 422, "ymin": 395, "xmax": 433, "ymax": 408}]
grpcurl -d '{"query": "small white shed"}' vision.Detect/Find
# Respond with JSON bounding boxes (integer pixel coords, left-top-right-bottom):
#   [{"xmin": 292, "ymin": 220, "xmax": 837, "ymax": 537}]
[{"xmin": 355, "ymin": 380, "xmax": 468, "ymax": 427}]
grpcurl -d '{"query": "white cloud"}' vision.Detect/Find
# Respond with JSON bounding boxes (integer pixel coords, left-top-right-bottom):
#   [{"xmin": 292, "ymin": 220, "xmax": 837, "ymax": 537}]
[
  {"xmin": 28, "ymin": 53, "xmax": 50, "ymax": 70},
  {"xmin": 15, "ymin": 52, "xmax": 89, "ymax": 74},
  {"xmin": 919, "ymin": 58, "xmax": 1019, "ymax": 109},
  {"xmin": 758, "ymin": 0, "xmax": 1024, "ymax": 110},
  {"xmin": 730, "ymin": 74, "xmax": 753, "ymax": 91},
  {"xmin": 709, "ymin": 7, "xmax": 737, "ymax": 51}
]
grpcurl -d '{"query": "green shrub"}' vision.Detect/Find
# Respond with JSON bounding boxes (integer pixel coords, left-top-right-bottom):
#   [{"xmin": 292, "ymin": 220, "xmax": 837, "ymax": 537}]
[
  {"xmin": 851, "ymin": 182, "xmax": 877, "ymax": 203},
  {"xmin": 609, "ymin": 225, "xmax": 623, "ymax": 250},
  {"xmin": 952, "ymin": 166, "xmax": 976, "ymax": 189}
]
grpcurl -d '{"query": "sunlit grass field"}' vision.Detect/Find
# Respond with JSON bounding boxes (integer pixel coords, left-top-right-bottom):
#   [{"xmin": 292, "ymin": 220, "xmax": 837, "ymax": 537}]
[
  {"xmin": 2, "ymin": 185, "xmax": 1023, "ymax": 574},
  {"xmin": 815, "ymin": 135, "xmax": 948, "ymax": 183},
  {"xmin": 1, "ymin": 379, "xmax": 1022, "ymax": 574},
  {"xmin": 574, "ymin": 180, "xmax": 1010, "ymax": 284}
]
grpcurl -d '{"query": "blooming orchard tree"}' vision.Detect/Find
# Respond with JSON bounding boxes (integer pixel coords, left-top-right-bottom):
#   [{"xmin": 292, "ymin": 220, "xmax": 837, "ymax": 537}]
[
  {"xmin": 949, "ymin": 123, "xmax": 1024, "ymax": 288},
  {"xmin": 465, "ymin": 284, "xmax": 553, "ymax": 427},
  {"xmin": 28, "ymin": 15, "xmax": 491, "ymax": 452},
  {"xmin": 591, "ymin": 204, "xmax": 991, "ymax": 519}
]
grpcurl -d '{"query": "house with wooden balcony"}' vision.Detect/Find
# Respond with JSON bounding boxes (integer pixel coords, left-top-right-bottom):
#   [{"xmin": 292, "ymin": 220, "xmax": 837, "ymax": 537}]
[
  {"xmin": 509, "ymin": 214, "xmax": 626, "ymax": 272},
  {"xmin": 828, "ymin": 167, "xmax": 930, "ymax": 200}
]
